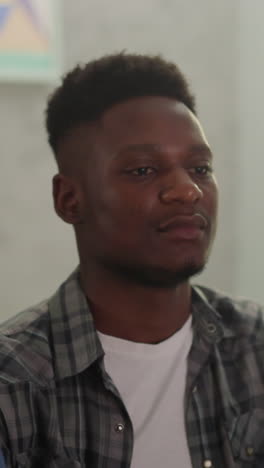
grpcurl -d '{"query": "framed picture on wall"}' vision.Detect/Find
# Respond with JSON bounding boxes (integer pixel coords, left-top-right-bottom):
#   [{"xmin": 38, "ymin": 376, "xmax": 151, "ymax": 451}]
[{"xmin": 0, "ymin": 0, "xmax": 62, "ymax": 82}]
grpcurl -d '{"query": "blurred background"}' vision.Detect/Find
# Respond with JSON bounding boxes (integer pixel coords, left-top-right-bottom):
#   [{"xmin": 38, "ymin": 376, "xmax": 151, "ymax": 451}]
[{"xmin": 0, "ymin": 0, "xmax": 263, "ymax": 320}]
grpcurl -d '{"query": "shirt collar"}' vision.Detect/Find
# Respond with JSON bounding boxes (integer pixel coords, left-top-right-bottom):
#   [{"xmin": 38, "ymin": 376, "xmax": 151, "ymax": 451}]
[
  {"xmin": 192, "ymin": 285, "xmax": 236, "ymax": 341},
  {"xmin": 49, "ymin": 268, "xmax": 104, "ymax": 380}
]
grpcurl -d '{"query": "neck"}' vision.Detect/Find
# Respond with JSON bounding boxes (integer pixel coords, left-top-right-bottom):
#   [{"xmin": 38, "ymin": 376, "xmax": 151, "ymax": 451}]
[{"xmin": 79, "ymin": 263, "xmax": 192, "ymax": 344}]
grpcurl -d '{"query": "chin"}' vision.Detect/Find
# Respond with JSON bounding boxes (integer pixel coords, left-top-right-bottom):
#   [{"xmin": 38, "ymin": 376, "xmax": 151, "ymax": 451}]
[
  {"xmin": 105, "ymin": 257, "xmax": 206, "ymax": 289},
  {"xmin": 136, "ymin": 262, "xmax": 205, "ymax": 288}
]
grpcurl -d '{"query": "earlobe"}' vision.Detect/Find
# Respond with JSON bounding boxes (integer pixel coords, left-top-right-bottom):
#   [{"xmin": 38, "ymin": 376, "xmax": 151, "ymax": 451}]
[{"xmin": 52, "ymin": 174, "xmax": 83, "ymax": 224}]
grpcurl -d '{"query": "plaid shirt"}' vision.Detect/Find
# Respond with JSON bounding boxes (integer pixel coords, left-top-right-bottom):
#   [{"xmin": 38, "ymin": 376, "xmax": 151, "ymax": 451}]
[{"xmin": 0, "ymin": 270, "xmax": 264, "ymax": 468}]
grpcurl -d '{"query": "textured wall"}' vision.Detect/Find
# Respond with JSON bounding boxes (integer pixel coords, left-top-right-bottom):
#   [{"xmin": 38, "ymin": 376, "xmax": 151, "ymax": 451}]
[{"xmin": 0, "ymin": 0, "xmax": 238, "ymax": 319}]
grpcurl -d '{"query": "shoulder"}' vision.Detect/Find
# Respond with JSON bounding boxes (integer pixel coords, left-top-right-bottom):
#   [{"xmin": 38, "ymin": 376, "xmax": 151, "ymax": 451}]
[
  {"xmin": 195, "ymin": 285, "xmax": 264, "ymax": 343},
  {"xmin": 0, "ymin": 299, "xmax": 54, "ymax": 385}
]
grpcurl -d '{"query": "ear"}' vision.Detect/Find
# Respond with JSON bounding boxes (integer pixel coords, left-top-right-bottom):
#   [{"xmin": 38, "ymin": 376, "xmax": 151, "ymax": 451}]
[{"xmin": 52, "ymin": 174, "xmax": 83, "ymax": 224}]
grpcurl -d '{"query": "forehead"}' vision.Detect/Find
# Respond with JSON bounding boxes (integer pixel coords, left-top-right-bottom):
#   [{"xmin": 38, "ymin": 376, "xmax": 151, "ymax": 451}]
[
  {"xmin": 56, "ymin": 97, "xmax": 209, "ymax": 173},
  {"xmin": 96, "ymin": 96, "xmax": 208, "ymax": 152}
]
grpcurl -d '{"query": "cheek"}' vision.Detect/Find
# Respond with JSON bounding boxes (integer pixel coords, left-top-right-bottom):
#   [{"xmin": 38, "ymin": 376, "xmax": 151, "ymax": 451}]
[
  {"xmin": 98, "ymin": 188, "xmax": 156, "ymax": 243},
  {"xmin": 203, "ymin": 183, "xmax": 218, "ymax": 243},
  {"xmin": 103, "ymin": 184, "xmax": 153, "ymax": 215},
  {"xmin": 203, "ymin": 179, "xmax": 218, "ymax": 213},
  {"xmin": 211, "ymin": 181, "xmax": 219, "ymax": 214}
]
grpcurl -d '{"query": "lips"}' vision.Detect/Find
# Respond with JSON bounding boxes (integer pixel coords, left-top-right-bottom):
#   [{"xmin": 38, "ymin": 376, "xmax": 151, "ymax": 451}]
[{"xmin": 157, "ymin": 214, "xmax": 208, "ymax": 240}]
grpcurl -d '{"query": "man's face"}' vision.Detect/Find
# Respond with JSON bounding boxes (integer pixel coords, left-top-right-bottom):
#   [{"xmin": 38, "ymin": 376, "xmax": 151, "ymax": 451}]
[{"xmin": 60, "ymin": 97, "xmax": 218, "ymax": 287}]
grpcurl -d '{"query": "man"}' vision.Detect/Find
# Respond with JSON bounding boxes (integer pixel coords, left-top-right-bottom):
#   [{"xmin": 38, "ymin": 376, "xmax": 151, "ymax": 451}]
[{"xmin": 0, "ymin": 53, "xmax": 264, "ymax": 468}]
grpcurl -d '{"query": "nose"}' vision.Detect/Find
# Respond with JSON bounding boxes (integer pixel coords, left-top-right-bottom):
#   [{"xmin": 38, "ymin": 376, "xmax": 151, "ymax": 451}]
[{"xmin": 159, "ymin": 170, "xmax": 203, "ymax": 205}]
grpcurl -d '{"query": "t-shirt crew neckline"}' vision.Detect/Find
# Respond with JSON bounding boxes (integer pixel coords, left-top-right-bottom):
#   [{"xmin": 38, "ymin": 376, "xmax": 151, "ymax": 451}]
[{"xmin": 97, "ymin": 314, "xmax": 192, "ymax": 357}]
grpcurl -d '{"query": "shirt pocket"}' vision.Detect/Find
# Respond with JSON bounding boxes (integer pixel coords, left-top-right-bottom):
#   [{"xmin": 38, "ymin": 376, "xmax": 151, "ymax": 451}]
[
  {"xmin": 226, "ymin": 408, "xmax": 264, "ymax": 466},
  {"xmin": 15, "ymin": 448, "xmax": 81, "ymax": 468}
]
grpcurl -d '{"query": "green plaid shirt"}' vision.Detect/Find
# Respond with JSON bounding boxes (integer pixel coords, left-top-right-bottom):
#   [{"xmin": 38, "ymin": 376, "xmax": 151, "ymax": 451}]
[{"xmin": 0, "ymin": 269, "xmax": 264, "ymax": 467}]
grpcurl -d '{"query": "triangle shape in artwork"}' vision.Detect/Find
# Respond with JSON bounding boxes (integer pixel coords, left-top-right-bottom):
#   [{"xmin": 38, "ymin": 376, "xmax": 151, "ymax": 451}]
[
  {"xmin": 17, "ymin": 0, "xmax": 44, "ymax": 34},
  {"xmin": 0, "ymin": 2, "xmax": 48, "ymax": 52}
]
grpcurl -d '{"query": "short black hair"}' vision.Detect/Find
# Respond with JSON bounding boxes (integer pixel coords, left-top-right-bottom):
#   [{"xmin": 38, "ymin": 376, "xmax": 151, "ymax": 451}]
[{"xmin": 46, "ymin": 52, "xmax": 196, "ymax": 154}]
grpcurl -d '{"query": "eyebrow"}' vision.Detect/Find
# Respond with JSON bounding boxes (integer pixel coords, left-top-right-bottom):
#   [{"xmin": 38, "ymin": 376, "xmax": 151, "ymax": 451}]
[{"xmin": 117, "ymin": 143, "xmax": 213, "ymax": 158}]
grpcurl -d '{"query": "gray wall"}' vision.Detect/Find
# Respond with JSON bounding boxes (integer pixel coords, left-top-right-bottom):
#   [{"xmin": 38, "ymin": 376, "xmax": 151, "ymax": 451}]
[
  {"xmin": 0, "ymin": 1, "xmax": 241, "ymax": 319},
  {"xmin": 235, "ymin": 0, "xmax": 264, "ymax": 303}
]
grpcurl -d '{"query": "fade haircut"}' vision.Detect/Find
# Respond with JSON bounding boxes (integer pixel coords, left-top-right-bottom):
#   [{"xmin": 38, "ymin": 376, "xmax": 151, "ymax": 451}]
[{"xmin": 46, "ymin": 52, "xmax": 196, "ymax": 155}]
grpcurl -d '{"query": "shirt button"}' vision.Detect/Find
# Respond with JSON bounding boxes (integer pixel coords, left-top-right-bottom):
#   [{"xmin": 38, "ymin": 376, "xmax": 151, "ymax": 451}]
[
  {"xmin": 115, "ymin": 423, "xmax": 125, "ymax": 433},
  {"xmin": 207, "ymin": 323, "xmax": 216, "ymax": 334},
  {"xmin": 203, "ymin": 460, "xmax": 213, "ymax": 468},
  {"xmin": 246, "ymin": 446, "xmax": 254, "ymax": 456}
]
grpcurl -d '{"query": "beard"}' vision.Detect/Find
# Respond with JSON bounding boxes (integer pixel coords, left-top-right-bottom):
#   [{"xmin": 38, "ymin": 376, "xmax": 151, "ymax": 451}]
[{"xmin": 100, "ymin": 256, "xmax": 206, "ymax": 289}]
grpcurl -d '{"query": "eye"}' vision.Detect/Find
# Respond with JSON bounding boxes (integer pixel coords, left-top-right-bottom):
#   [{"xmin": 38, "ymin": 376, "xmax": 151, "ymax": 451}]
[
  {"xmin": 130, "ymin": 167, "xmax": 156, "ymax": 176},
  {"xmin": 191, "ymin": 165, "xmax": 213, "ymax": 176}
]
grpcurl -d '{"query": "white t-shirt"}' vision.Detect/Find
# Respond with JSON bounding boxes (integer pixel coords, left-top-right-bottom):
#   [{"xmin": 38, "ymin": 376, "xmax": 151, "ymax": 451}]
[{"xmin": 98, "ymin": 315, "xmax": 193, "ymax": 468}]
